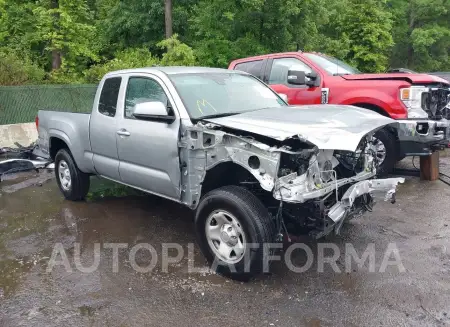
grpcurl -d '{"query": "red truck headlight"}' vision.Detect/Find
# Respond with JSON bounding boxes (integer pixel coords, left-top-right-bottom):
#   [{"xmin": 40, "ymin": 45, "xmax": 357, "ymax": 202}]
[{"xmin": 399, "ymin": 86, "xmax": 429, "ymax": 118}]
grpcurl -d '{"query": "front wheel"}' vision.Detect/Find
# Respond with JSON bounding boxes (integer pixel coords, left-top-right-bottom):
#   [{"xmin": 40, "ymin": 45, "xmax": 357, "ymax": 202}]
[
  {"xmin": 373, "ymin": 128, "xmax": 396, "ymax": 176},
  {"xmin": 55, "ymin": 149, "xmax": 90, "ymax": 201},
  {"xmin": 195, "ymin": 186, "xmax": 276, "ymax": 281}
]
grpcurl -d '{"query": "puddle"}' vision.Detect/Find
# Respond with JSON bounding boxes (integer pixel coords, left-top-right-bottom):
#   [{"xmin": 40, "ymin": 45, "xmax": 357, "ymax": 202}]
[{"xmin": 1, "ymin": 168, "xmax": 449, "ymax": 326}]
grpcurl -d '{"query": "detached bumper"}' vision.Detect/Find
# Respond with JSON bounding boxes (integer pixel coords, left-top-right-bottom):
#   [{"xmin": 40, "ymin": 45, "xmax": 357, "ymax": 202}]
[
  {"xmin": 304, "ymin": 177, "xmax": 405, "ymax": 238},
  {"xmin": 328, "ymin": 177, "xmax": 405, "ymax": 224},
  {"xmin": 0, "ymin": 159, "xmax": 54, "ymax": 179},
  {"xmin": 397, "ymin": 118, "xmax": 450, "ymax": 156}
]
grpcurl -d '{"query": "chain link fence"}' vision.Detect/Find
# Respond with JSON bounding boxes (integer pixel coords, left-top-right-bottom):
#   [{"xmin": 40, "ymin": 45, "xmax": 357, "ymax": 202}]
[{"xmin": 0, "ymin": 84, "xmax": 97, "ymax": 125}]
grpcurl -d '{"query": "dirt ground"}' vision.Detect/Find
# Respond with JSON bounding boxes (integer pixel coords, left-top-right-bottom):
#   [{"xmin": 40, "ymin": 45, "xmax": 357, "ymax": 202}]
[{"xmin": 0, "ymin": 153, "xmax": 450, "ymax": 327}]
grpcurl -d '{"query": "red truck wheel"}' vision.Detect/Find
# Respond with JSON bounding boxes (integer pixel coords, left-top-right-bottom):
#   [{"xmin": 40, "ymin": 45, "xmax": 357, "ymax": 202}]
[{"xmin": 373, "ymin": 128, "xmax": 396, "ymax": 176}]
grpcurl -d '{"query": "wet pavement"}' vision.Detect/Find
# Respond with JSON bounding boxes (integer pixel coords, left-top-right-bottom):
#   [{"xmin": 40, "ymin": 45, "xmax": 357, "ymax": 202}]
[{"xmin": 1, "ymin": 155, "xmax": 450, "ymax": 327}]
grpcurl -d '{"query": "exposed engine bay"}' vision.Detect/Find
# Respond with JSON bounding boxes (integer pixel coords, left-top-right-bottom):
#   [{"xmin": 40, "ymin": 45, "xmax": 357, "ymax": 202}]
[
  {"xmin": 179, "ymin": 120, "xmax": 404, "ymax": 239},
  {"xmin": 272, "ymin": 135, "xmax": 403, "ymax": 238},
  {"xmin": 422, "ymin": 85, "xmax": 450, "ymax": 120},
  {"xmin": 407, "ymin": 84, "xmax": 450, "ymax": 120}
]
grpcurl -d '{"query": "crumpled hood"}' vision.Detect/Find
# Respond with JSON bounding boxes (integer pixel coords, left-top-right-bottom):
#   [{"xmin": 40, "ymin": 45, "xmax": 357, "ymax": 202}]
[
  {"xmin": 342, "ymin": 73, "xmax": 450, "ymax": 85},
  {"xmin": 205, "ymin": 105, "xmax": 396, "ymax": 152}
]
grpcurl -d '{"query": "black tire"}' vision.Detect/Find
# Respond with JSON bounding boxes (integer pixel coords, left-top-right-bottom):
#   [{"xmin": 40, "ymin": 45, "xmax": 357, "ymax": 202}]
[
  {"xmin": 55, "ymin": 148, "xmax": 90, "ymax": 201},
  {"xmin": 195, "ymin": 186, "xmax": 276, "ymax": 281},
  {"xmin": 374, "ymin": 128, "xmax": 396, "ymax": 176}
]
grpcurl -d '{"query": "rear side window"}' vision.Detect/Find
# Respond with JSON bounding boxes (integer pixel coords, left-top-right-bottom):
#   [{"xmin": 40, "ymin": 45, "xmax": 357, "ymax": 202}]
[
  {"xmin": 98, "ymin": 77, "xmax": 122, "ymax": 117},
  {"xmin": 234, "ymin": 60, "xmax": 264, "ymax": 78}
]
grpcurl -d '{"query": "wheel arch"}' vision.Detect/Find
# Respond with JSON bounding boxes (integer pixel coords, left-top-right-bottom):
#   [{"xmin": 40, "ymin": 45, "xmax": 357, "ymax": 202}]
[
  {"xmin": 352, "ymin": 102, "xmax": 390, "ymax": 117},
  {"xmin": 200, "ymin": 162, "xmax": 267, "ymax": 199},
  {"xmin": 49, "ymin": 136, "xmax": 70, "ymax": 160}
]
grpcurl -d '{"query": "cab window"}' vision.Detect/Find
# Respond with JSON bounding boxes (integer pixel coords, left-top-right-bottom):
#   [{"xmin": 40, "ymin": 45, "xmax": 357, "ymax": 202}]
[
  {"xmin": 268, "ymin": 58, "xmax": 312, "ymax": 85},
  {"xmin": 98, "ymin": 77, "xmax": 122, "ymax": 117},
  {"xmin": 124, "ymin": 77, "xmax": 170, "ymax": 119},
  {"xmin": 234, "ymin": 60, "xmax": 264, "ymax": 79}
]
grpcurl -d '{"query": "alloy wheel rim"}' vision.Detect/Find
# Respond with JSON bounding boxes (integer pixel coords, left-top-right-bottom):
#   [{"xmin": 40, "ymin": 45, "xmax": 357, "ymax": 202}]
[
  {"xmin": 205, "ymin": 210, "xmax": 246, "ymax": 264},
  {"xmin": 58, "ymin": 160, "xmax": 72, "ymax": 191}
]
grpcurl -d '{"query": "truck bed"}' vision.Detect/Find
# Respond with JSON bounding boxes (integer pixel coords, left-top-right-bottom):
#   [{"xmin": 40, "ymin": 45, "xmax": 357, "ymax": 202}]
[{"xmin": 36, "ymin": 110, "xmax": 94, "ymax": 172}]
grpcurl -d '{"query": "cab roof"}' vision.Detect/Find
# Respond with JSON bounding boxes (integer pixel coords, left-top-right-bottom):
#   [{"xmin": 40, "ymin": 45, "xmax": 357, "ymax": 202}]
[{"xmin": 105, "ymin": 66, "xmax": 241, "ymax": 77}]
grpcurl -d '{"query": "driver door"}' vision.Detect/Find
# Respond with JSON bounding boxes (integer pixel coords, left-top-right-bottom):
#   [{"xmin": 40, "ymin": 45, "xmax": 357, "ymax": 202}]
[
  {"xmin": 116, "ymin": 74, "xmax": 181, "ymax": 200},
  {"xmin": 266, "ymin": 57, "xmax": 323, "ymax": 105}
]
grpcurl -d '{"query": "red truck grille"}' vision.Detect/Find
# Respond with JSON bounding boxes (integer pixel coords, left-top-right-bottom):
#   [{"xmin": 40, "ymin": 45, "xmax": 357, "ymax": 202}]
[{"xmin": 422, "ymin": 87, "xmax": 450, "ymax": 119}]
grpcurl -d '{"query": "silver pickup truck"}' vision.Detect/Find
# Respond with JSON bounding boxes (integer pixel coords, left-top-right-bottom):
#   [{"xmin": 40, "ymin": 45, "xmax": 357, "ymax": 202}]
[{"xmin": 36, "ymin": 67, "xmax": 404, "ymax": 279}]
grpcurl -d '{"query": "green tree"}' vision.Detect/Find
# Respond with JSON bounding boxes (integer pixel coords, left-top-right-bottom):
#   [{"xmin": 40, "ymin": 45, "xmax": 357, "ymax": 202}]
[
  {"xmin": 389, "ymin": 0, "xmax": 450, "ymax": 71},
  {"xmin": 0, "ymin": 0, "xmax": 42, "ymax": 61},
  {"xmin": 84, "ymin": 47, "xmax": 159, "ymax": 82},
  {"xmin": 331, "ymin": 0, "xmax": 394, "ymax": 72},
  {"xmin": 157, "ymin": 34, "xmax": 196, "ymax": 66},
  {"xmin": 33, "ymin": 0, "xmax": 98, "ymax": 71},
  {"xmin": 188, "ymin": 0, "xmax": 301, "ymax": 67},
  {"xmin": 84, "ymin": 36, "xmax": 196, "ymax": 82},
  {"xmin": 1, "ymin": 0, "xmax": 449, "ymax": 83},
  {"xmin": 0, "ymin": 50, "xmax": 45, "ymax": 85}
]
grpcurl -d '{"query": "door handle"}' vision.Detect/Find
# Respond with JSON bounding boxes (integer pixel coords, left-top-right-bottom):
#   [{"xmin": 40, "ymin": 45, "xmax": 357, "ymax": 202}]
[{"xmin": 117, "ymin": 129, "xmax": 131, "ymax": 137}]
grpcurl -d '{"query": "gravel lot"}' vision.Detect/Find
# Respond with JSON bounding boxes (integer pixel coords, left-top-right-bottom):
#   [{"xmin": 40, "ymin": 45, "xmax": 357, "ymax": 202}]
[{"xmin": 0, "ymin": 152, "xmax": 450, "ymax": 327}]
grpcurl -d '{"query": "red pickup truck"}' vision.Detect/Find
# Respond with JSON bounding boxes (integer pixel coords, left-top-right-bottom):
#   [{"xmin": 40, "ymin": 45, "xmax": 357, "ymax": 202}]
[{"xmin": 229, "ymin": 52, "xmax": 450, "ymax": 174}]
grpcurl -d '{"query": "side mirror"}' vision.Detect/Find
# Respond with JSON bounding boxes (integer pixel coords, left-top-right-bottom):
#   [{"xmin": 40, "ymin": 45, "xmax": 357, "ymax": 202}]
[
  {"xmin": 287, "ymin": 69, "xmax": 306, "ymax": 85},
  {"xmin": 306, "ymin": 72, "xmax": 319, "ymax": 87},
  {"xmin": 132, "ymin": 101, "xmax": 175, "ymax": 123}
]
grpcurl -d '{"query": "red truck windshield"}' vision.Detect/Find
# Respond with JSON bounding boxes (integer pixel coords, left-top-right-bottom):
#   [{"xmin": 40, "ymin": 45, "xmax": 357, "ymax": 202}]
[{"xmin": 304, "ymin": 53, "xmax": 361, "ymax": 76}]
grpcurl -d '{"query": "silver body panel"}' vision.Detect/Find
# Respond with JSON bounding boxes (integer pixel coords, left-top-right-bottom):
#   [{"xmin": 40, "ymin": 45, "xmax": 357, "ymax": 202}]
[
  {"xmin": 114, "ymin": 73, "xmax": 182, "ymax": 200},
  {"xmin": 206, "ymin": 105, "xmax": 396, "ymax": 151},
  {"xmin": 36, "ymin": 111, "xmax": 95, "ymax": 173},
  {"xmin": 36, "ymin": 67, "xmax": 401, "ymax": 221}
]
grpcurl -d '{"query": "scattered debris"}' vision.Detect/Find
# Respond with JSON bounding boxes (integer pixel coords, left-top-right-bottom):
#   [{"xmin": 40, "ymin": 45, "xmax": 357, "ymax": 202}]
[
  {"xmin": 0, "ymin": 142, "xmax": 36, "ymax": 159},
  {"xmin": 0, "ymin": 142, "xmax": 52, "ymax": 181}
]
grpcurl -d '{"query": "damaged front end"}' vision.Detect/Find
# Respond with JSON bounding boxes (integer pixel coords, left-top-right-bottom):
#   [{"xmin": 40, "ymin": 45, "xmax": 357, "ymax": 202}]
[
  {"xmin": 179, "ymin": 119, "xmax": 404, "ymax": 239},
  {"xmin": 272, "ymin": 136, "xmax": 403, "ymax": 238},
  {"xmin": 397, "ymin": 85, "xmax": 450, "ymax": 155}
]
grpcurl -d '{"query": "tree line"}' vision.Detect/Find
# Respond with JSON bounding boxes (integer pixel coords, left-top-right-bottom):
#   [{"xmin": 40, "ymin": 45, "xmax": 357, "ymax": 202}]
[{"xmin": 0, "ymin": 0, "xmax": 449, "ymax": 85}]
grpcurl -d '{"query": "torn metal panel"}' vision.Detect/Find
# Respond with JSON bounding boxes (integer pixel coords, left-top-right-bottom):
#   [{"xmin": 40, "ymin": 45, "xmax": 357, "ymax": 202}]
[
  {"xmin": 328, "ymin": 177, "xmax": 405, "ymax": 222},
  {"xmin": 0, "ymin": 159, "xmax": 50, "ymax": 169},
  {"xmin": 178, "ymin": 125, "xmax": 280, "ymax": 207},
  {"xmin": 273, "ymin": 139, "xmax": 377, "ymax": 204},
  {"xmin": 0, "ymin": 159, "xmax": 53, "ymax": 180},
  {"xmin": 205, "ymin": 105, "xmax": 396, "ymax": 151},
  {"xmin": 341, "ymin": 178, "xmax": 405, "ymax": 207},
  {"xmin": 274, "ymin": 170, "xmax": 376, "ymax": 204}
]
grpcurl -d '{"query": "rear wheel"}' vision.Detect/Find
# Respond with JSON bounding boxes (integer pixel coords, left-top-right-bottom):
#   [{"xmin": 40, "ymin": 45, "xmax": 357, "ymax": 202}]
[
  {"xmin": 55, "ymin": 149, "xmax": 90, "ymax": 201},
  {"xmin": 195, "ymin": 186, "xmax": 276, "ymax": 281}
]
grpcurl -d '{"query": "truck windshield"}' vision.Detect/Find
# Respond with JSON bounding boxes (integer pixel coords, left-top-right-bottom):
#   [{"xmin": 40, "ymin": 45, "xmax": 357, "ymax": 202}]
[
  {"xmin": 169, "ymin": 73, "xmax": 287, "ymax": 120},
  {"xmin": 304, "ymin": 53, "xmax": 361, "ymax": 76}
]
